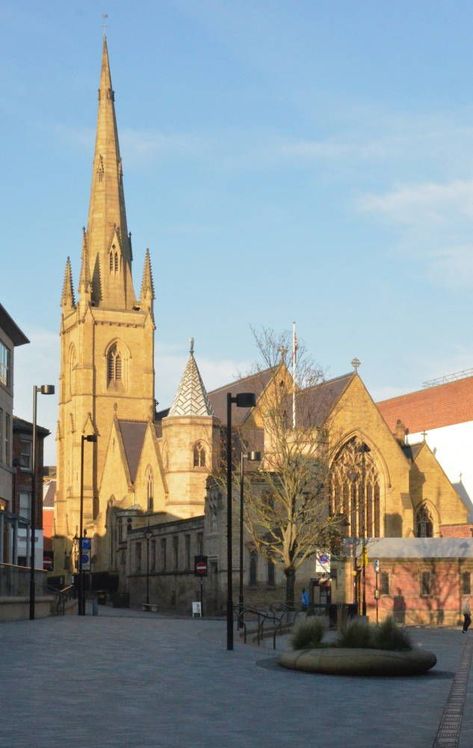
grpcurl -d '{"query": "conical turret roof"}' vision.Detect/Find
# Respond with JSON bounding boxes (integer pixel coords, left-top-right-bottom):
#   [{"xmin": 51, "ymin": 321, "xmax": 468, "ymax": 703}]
[{"xmin": 168, "ymin": 340, "xmax": 214, "ymax": 417}]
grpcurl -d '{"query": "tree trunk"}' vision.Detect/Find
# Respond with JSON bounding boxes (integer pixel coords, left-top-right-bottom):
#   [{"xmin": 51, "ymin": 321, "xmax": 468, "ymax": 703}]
[{"xmin": 284, "ymin": 567, "xmax": 296, "ymax": 609}]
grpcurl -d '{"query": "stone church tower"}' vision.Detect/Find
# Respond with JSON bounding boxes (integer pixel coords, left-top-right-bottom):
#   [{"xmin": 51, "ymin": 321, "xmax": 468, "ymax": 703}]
[{"xmin": 55, "ymin": 39, "xmax": 155, "ymax": 563}]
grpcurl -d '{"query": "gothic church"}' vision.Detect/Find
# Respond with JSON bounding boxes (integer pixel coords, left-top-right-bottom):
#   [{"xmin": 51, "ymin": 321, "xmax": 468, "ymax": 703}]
[{"xmin": 53, "ymin": 41, "xmax": 470, "ymax": 596}]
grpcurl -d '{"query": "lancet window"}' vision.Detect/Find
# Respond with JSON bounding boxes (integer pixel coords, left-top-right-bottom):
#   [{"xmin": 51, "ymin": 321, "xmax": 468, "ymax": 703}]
[
  {"xmin": 109, "ymin": 247, "xmax": 119, "ymax": 273},
  {"xmin": 193, "ymin": 441, "xmax": 206, "ymax": 468},
  {"xmin": 329, "ymin": 436, "xmax": 381, "ymax": 538},
  {"xmin": 415, "ymin": 503, "xmax": 434, "ymax": 538},
  {"xmin": 107, "ymin": 343, "xmax": 122, "ymax": 385}
]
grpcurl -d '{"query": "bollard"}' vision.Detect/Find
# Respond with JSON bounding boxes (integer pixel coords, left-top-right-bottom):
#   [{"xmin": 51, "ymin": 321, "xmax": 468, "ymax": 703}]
[{"xmin": 92, "ymin": 597, "xmax": 98, "ymax": 616}]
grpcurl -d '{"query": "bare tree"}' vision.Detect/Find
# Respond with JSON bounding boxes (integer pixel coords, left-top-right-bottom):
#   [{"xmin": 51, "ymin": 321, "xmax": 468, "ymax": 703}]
[{"xmin": 241, "ymin": 328, "xmax": 343, "ymax": 607}]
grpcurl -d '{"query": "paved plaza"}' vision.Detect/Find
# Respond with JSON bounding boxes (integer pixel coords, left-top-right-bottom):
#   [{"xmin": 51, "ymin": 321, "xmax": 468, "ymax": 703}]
[{"xmin": 1, "ymin": 608, "xmax": 473, "ymax": 748}]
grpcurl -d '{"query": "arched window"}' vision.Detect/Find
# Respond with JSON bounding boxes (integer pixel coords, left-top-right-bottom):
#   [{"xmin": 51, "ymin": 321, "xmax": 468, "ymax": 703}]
[
  {"xmin": 415, "ymin": 503, "xmax": 433, "ymax": 538},
  {"xmin": 109, "ymin": 246, "xmax": 120, "ymax": 273},
  {"xmin": 193, "ymin": 441, "xmax": 206, "ymax": 468},
  {"xmin": 330, "ymin": 436, "xmax": 381, "ymax": 538},
  {"xmin": 146, "ymin": 468, "xmax": 154, "ymax": 512},
  {"xmin": 107, "ymin": 343, "xmax": 122, "ymax": 385}
]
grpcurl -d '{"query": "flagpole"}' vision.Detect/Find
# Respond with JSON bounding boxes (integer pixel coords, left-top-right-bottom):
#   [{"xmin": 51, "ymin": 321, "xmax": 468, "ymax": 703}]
[{"xmin": 292, "ymin": 321, "xmax": 296, "ymax": 429}]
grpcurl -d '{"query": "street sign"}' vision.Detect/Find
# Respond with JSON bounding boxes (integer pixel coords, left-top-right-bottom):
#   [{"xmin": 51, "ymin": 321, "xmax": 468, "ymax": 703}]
[
  {"xmin": 81, "ymin": 553, "xmax": 91, "ymax": 571},
  {"xmin": 194, "ymin": 555, "xmax": 208, "ymax": 577},
  {"xmin": 81, "ymin": 537, "xmax": 91, "ymax": 551},
  {"xmin": 373, "ymin": 559, "xmax": 380, "ymax": 573},
  {"xmin": 315, "ymin": 552, "xmax": 331, "ymax": 574}
]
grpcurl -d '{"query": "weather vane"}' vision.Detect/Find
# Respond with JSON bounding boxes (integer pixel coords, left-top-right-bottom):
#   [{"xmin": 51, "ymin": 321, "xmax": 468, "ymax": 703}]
[{"xmin": 102, "ymin": 13, "xmax": 109, "ymax": 34}]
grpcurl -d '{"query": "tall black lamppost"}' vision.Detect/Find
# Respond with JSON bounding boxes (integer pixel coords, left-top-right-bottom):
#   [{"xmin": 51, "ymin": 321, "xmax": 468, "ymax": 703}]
[
  {"xmin": 29, "ymin": 384, "xmax": 55, "ymax": 621},
  {"xmin": 79, "ymin": 433, "xmax": 97, "ymax": 616},
  {"xmin": 360, "ymin": 443, "xmax": 369, "ymax": 618},
  {"xmin": 226, "ymin": 392, "xmax": 256, "ymax": 651},
  {"xmin": 144, "ymin": 524, "xmax": 152, "ymax": 609},
  {"xmin": 238, "ymin": 450, "xmax": 261, "ymax": 628}
]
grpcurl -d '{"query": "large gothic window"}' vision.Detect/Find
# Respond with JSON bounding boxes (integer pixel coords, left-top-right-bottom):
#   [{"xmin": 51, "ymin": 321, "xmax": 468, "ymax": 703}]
[
  {"xmin": 330, "ymin": 436, "xmax": 381, "ymax": 538},
  {"xmin": 415, "ymin": 503, "xmax": 433, "ymax": 537},
  {"xmin": 107, "ymin": 343, "xmax": 122, "ymax": 385}
]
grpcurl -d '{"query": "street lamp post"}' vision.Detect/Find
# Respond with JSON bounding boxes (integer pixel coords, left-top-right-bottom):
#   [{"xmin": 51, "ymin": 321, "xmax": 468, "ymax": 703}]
[
  {"xmin": 144, "ymin": 524, "xmax": 152, "ymax": 609},
  {"xmin": 238, "ymin": 450, "xmax": 261, "ymax": 629},
  {"xmin": 79, "ymin": 433, "xmax": 97, "ymax": 616},
  {"xmin": 29, "ymin": 384, "xmax": 55, "ymax": 621},
  {"xmin": 360, "ymin": 444, "xmax": 368, "ymax": 618},
  {"xmin": 226, "ymin": 392, "xmax": 256, "ymax": 651}
]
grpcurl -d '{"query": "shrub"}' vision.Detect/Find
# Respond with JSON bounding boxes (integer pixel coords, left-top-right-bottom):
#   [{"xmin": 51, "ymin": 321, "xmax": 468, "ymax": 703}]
[
  {"xmin": 337, "ymin": 619, "xmax": 374, "ymax": 649},
  {"xmin": 291, "ymin": 618, "xmax": 325, "ymax": 650},
  {"xmin": 372, "ymin": 617, "xmax": 412, "ymax": 651}
]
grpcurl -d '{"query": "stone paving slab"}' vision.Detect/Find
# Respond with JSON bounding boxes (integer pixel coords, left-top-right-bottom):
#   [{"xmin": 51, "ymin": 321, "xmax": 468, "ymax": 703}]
[{"xmin": 0, "ymin": 609, "xmax": 471, "ymax": 748}]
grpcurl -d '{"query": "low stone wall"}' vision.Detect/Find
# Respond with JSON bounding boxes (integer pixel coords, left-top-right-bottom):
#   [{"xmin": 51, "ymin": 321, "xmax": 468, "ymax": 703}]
[{"xmin": 0, "ymin": 596, "xmax": 54, "ymax": 622}]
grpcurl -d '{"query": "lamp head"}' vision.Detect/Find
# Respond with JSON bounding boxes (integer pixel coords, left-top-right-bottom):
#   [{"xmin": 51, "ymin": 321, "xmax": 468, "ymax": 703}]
[
  {"xmin": 84, "ymin": 434, "xmax": 97, "ymax": 443},
  {"xmin": 39, "ymin": 385, "xmax": 55, "ymax": 395},
  {"xmin": 235, "ymin": 392, "xmax": 256, "ymax": 408}
]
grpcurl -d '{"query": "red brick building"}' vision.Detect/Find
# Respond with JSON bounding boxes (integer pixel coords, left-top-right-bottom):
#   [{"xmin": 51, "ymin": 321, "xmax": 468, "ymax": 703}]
[
  {"xmin": 12, "ymin": 417, "xmax": 50, "ymax": 567},
  {"xmin": 360, "ymin": 538, "xmax": 473, "ymax": 626}
]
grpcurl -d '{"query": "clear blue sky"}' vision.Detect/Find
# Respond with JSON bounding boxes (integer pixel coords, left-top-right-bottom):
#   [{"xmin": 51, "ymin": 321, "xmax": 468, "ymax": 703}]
[{"xmin": 3, "ymin": 0, "xmax": 473, "ymax": 463}]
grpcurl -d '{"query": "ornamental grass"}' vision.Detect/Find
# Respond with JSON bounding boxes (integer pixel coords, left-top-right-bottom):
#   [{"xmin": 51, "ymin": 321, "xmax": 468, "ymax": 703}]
[
  {"xmin": 290, "ymin": 618, "xmax": 325, "ymax": 650},
  {"xmin": 337, "ymin": 616, "xmax": 412, "ymax": 651}
]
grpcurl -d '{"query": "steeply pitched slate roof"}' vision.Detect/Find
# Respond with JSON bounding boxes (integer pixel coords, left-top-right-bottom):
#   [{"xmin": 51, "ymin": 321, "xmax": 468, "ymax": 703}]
[
  {"xmin": 377, "ymin": 375, "xmax": 473, "ymax": 433},
  {"xmin": 401, "ymin": 442, "xmax": 424, "ymax": 462},
  {"xmin": 452, "ymin": 481, "xmax": 473, "ymax": 522},
  {"xmin": 207, "ymin": 367, "xmax": 277, "ymax": 425},
  {"xmin": 168, "ymin": 352, "xmax": 214, "ymax": 417},
  {"xmin": 117, "ymin": 420, "xmax": 147, "ymax": 483},
  {"xmin": 295, "ymin": 373, "xmax": 355, "ymax": 427},
  {"xmin": 356, "ymin": 537, "xmax": 473, "ymax": 559},
  {"xmin": 43, "ymin": 480, "xmax": 56, "ymax": 508}
]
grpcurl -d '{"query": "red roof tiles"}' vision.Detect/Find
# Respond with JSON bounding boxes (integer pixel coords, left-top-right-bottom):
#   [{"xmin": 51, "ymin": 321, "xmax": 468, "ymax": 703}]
[{"xmin": 377, "ymin": 376, "xmax": 473, "ymax": 433}]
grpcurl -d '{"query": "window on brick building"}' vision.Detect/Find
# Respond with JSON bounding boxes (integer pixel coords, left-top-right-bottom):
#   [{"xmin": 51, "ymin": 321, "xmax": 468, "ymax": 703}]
[
  {"xmin": 420, "ymin": 571, "xmax": 433, "ymax": 596},
  {"xmin": 19, "ymin": 492, "xmax": 31, "ymax": 521},
  {"xmin": 462, "ymin": 571, "xmax": 471, "ymax": 596},
  {"xmin": 19, "ymin": 439, "xmax": 32, "ymax": 469},
  {"xmin": 380, "ymin": 571, "xmax": 390, "ymax": 595}
]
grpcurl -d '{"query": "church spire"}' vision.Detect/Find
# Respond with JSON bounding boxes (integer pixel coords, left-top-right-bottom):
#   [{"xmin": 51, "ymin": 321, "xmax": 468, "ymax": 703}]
[
  {"xmin": 61, "ymin": 257, "xmax": 75, "ymax": 311},
  {"xmin": 168, "ymin": 341, "xmax": 214, "ymax": 417},
  {"xmin": 86, "ymin": 37, "xmax": 136, "ymax": 309}
]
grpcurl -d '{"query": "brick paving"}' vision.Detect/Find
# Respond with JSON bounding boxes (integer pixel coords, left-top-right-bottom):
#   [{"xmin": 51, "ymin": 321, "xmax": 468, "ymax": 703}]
[{"xmin": 1, "ymin": 608, "xmax": 472, "ymax": 748}]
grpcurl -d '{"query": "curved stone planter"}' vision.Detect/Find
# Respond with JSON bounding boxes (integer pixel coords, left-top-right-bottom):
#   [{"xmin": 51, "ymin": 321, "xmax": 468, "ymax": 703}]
[{"xmin": 279, "ymin": 647, "xmax": 437, "ymax": 676}]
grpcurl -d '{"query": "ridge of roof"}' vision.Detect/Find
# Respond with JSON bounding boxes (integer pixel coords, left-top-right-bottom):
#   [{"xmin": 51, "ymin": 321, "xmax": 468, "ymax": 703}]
[{"xmin": 207, "ymin": 366, "xmax": 277, "ymax": 395}]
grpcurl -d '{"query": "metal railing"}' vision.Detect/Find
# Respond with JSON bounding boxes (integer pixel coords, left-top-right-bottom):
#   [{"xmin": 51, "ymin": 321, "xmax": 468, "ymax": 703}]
[
  {"xmin": 0, "ymin": 563, "xmax": 47, "ymax": 597},
  {"xmin": 47, "ymin": 584, "xmax": 75, "ymax": 615},
  {"xmin": 238, "ymin": 605, "xmax": 301, "ymax": 650}
]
